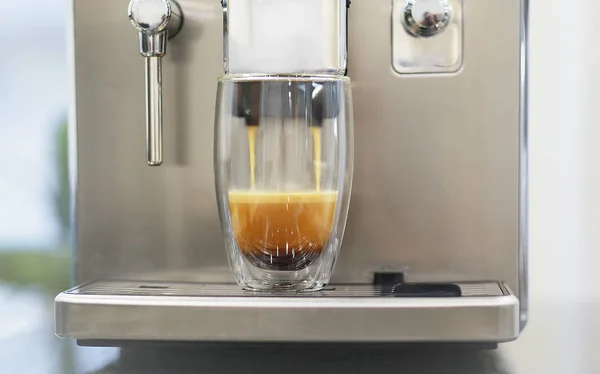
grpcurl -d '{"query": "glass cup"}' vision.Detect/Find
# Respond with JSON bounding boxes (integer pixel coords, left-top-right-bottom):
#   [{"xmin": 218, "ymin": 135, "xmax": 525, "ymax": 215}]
[{"xmin": 214, "ymin": 75, "xmax": 354, "ymax": 291}]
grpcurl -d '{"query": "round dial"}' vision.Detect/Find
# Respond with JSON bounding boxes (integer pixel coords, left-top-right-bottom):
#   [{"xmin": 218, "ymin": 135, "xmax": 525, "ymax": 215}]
[
  {"xmin": 128, "ymin": 0, "xmax": 172, "ymax": 34},
  {"xmin": 403, "ymin": 0, "xmax": 452, "ymax": 38}
]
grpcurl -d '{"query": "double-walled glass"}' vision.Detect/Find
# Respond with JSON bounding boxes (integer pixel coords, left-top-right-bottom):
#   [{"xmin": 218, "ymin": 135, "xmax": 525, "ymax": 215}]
[{"xmin": 214, "ymin": 75, "xmax": 354, "ymax": 291}]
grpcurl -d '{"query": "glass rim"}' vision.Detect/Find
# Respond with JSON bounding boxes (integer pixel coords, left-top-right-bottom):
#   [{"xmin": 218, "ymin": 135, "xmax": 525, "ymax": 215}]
[{"xmin": 218, "ymin": 74, "xmax": 351, "ymax": 84}]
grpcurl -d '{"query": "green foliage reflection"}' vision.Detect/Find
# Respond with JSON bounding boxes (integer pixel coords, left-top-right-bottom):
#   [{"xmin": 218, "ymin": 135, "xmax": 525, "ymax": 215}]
[{"xmin": 0, "ymin": 118, "xmax": 71, "ymax": 295}]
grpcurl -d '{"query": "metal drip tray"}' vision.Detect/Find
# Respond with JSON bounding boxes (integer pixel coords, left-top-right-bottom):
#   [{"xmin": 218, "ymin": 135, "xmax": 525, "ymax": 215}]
[{"xmin": 55, "ymin": 281, "xmax": 519, "ymax": 343}]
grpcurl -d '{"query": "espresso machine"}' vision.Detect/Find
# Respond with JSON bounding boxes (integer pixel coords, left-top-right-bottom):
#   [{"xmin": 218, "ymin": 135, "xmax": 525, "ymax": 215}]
[{"xmin": 55, "ymin": 0, "xmax": 528, "ymax": 345}]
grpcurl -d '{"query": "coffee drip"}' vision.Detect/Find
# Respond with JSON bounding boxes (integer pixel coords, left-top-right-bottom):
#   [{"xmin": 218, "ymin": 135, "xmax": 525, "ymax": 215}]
[{"xmin": 246, "ymin": 126, "xmax": 322, "ymax": 191}]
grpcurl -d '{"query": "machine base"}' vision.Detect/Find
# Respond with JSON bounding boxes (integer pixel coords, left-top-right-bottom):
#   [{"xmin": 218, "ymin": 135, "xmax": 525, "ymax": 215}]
[
  {"xmin": 55, "ymin": 281, "xmax": 519, "ymax": 343},
  {"xmin": 76, "ymin": 340, "xmax": 499, "ymax": 350}
]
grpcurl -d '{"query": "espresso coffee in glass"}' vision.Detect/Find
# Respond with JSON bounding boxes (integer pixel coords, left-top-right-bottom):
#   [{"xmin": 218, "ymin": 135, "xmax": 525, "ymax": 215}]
[{"xmin": 214, "ymin": 75, "xmax": 353, "ymax": 291}]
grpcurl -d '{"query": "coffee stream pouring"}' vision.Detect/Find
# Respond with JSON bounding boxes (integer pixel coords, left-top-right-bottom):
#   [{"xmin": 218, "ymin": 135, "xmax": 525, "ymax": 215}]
[{"xmin": 232, "ymin": 82, "xmax": 339, "ymax": 192}]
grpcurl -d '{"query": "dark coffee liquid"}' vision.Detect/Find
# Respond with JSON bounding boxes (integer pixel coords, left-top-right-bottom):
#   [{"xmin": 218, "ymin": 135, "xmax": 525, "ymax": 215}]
[{"xmin": 229, "ymin": 191, "xmax": 337, "ymax": 271}]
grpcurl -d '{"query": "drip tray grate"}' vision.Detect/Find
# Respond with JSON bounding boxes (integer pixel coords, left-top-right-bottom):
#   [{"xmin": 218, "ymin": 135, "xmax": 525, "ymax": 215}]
[{"xmin": 68, "ymin": 281, "xmax": 506, "ymax": 298}]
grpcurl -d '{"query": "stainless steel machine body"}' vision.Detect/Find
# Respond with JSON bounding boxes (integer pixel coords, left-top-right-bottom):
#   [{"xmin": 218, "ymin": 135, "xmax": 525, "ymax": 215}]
[{"xmin": 55, "ymin": 0, "xmax": 528, "ymax": 344}]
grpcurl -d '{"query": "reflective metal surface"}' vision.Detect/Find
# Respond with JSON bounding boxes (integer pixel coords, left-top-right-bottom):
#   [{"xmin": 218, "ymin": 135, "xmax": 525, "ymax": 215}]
[
  {"xmin": 392, "ymin": 0, "xmax": 463, "ymax": 73},
  {"xmin": 62, "ymin": 0, "xmax": 527, "ymax": 343},
  {"xmin": 128, "ymin": 0, "xmax": 183, "ymax": 43},
  {"xmin": 60, "ymin": 280, "xmax": 509, "ymax": 297},
  {"xmin": 144, "ymin": 57, "xmax": 163, "ymax": 166},
  {"xmin": 55, "ymin": 281, "xmax": 518, "ymax": 342},
  {"xmin": 403, "ymin": 0, "xmax": 452, "ymax": 37},
  {"xmin": 518, "ymin": 0, "xmax": 529, "ymax": 329},
  {"xmin": 128, "ymin": 0, "xmax": 183, "ymax": 166}
]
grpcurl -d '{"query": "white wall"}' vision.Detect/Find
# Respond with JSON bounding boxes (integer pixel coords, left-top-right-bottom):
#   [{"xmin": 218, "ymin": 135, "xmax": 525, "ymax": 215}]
[
  {"xmin": 528, "ymin": 0, "xmax": 596, "ymax": 303},
  {"xmin": 582, "ymin": 3, "xmax": 600, "ymax": 302}
]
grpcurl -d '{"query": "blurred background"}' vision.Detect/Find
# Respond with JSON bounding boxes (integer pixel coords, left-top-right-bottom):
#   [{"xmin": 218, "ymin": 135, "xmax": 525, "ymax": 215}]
[
  {"xmin": 1, "ymin": 0, "xmax": 599, "ymax": 372},
  {"xmin": 0, "ymin": 0, "xmax": 118, "ymax": 372}
]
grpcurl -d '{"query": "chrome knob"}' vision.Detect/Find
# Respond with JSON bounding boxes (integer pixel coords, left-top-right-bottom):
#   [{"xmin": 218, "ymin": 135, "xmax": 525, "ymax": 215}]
[
  {"xmin": 128, "ymin": 0, "xmax": 183, "ymax": 166},
  {"xmin": 403, "ymin": 0, "xmax": 452, "ymax": 38}
]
